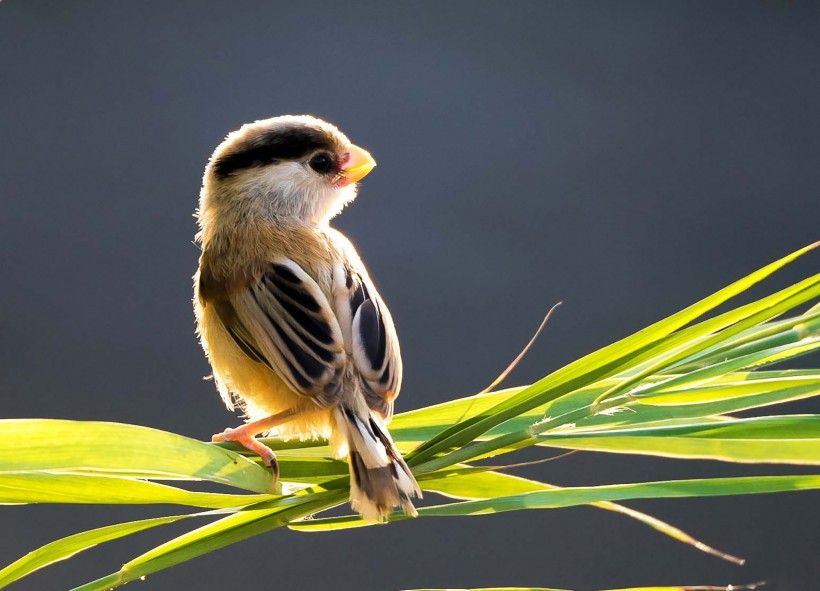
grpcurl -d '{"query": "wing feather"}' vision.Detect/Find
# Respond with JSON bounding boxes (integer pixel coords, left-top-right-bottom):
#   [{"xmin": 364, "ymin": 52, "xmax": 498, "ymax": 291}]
[
  {"xmin": 203, "ymin": 256, "xmax": 401, "ymax": 416},
  {"xmin": 333, "ymin": 263, "xmax": 402, "ymax": 420},
  {"xmin": 212, "ymin": 259, "xmax": 346, "ymax": 405}
]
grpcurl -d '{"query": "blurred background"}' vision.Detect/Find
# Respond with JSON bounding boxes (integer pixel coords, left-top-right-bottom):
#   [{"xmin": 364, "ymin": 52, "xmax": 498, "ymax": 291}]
[{"xmin": 1, "ymin": 2, "xmax": 819, "ymax": 589}]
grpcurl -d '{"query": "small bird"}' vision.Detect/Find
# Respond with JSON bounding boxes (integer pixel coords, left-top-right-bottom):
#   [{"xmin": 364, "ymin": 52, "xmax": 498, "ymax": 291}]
[{"xmin": 193, "ymin": 115, "xmax": 421, "ymax": 520}]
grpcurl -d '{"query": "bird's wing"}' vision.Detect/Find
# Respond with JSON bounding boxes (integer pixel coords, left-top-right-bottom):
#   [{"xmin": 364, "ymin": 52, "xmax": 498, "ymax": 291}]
[
  {"xmin": 331, "ymin": 263, "xmax": 403, "ymax": 421},
  {"xmin": 213, "ymin": 259, "xmax": 347, "ymax": 407},
  {"xmin": 202, "ymin": 256, "xmax": 402, "ymax": 417}
]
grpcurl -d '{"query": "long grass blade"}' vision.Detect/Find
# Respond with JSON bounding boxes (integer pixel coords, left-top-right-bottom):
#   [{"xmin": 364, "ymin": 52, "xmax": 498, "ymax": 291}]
[
  {"xmin": 537, "ymin": 415, "xmax": 820, "ymax": 464},
  {"xmin": 0, "ymin": 473, "xmax": 276, "ymax": 508},
  {"xmin": 70, "ymin": 490, "xmax": 348, "ymax": 591},
  {"xmin": 670, "ymin": 309, "xmax": 820, "ymax": 373},
  {"xmin": 414, "ymin": 328, "xmax": 820, "ymax": 472},
  {"xmin": 0, "ymin": 516, "xmax": 187, "ymax": 589},
  {"xmin": 293, "ymin": 469, "xmax": 744, "ymax": 563},
  {"xmin": 409, "ymin": 244, "xmax": 818, "ymax": 465},
  {"xmin": 591, "ymin": 274, "xmax": 820, "ymax": 408},
  {"xmin": 0, "ymin": 420, "xmax": 275, "ymax": 493},
  {"xmin": 622, "ymin": 335, "xmax": 820, "ymax": 401},
  {"xmin": 297, "ymin": 475, "xmax": 820, "ymax": 528}
]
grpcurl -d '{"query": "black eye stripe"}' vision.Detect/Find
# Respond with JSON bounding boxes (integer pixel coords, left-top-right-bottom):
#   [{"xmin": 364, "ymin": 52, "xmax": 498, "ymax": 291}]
[{"xmin": 212, "ymin": 127, "xmax": 336, "ymax": 178}]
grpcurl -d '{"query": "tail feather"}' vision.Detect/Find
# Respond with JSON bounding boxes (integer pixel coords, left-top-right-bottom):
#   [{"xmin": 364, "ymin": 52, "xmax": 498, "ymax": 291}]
[{"xmin": 336, "ymin": 406, "xmax": 421, "ymax": 521}]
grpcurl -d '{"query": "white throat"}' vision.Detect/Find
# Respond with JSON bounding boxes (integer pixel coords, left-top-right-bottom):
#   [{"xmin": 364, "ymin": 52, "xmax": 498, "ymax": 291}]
[{"xmin": 201, "ymin": 162, "xmax": 359, "ymax": 232}]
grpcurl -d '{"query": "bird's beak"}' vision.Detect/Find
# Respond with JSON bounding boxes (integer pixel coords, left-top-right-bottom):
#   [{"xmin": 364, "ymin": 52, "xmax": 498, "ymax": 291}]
[{"xmin": 337, "ymin": 145, "xmax": 376, "ymax": 186}]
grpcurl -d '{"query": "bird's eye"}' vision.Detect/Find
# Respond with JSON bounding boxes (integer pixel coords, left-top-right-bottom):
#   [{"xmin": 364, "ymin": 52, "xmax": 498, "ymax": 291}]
[{"xmin": 308, "ymin": 153, "xmax": 333, "ymax": 174}]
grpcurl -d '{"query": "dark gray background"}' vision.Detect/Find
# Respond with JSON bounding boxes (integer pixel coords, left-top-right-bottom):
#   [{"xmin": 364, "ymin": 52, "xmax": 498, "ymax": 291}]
[{"xmin": 1, "ymin": 2, "xmax": 819, "ymax": 590}]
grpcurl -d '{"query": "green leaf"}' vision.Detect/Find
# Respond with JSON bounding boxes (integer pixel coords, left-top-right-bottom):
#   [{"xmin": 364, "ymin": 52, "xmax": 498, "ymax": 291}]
[
  {"xmin": 293, "ymin": 468, "xmax": 744, "ymax": 562},
  {"xmin": 595, "ymin": 377, "xmax": 820, "ymax": 428},
  {"xmin": 389, "ymin": 371, "xmax": 820, "ymax": 458},
  {"xmin": 0, "ymin": 420, "xmax": 276, "ymax": 493},
  {"xmin": 410, "ymin": 245, "xmax": 820, "ymax": 469},
  {"xmin": 537, "ymin": 415, "xmax": 820, "ymax": 464},
  {"xmin": 0, "ymin": 515, "xmax": 188, "ymax": 589},
  {"xmin": 71, "ymin": 490, "xmax": 348, "ymax": 591},
  {"xmin": 0, "ymin": 473, "xmax": 276, "ymax": 508},
  {"xmin": 629, "ymin": 337, "xmax": 820, "ymax": 400},
  {"xmin": 670, "ymin": 308, "xmax": 820, "ymax": 373},
  {"xmin": 418, "ymin": 364, "xmax": 820, "ymax": 472},
  {"xmin": 298, "ymin": 475, "xmax": 820, "ymax": 529},
  {"xmin": 418, "ymin": 475, "xmax": 820, "ymax": 517},
  {"xmin": 390, "ymin": 386, "xmax": 528, "ymax": 446},
  {"xmin": 591, "ymin": 273, "xmax": 820, "ymax": 408}
]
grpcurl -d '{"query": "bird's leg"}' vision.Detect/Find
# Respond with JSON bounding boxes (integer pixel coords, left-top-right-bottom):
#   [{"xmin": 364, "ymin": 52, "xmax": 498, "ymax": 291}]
[{"xmin": 212, "ymin": 408, "xmax": 302, "ymax": 482}]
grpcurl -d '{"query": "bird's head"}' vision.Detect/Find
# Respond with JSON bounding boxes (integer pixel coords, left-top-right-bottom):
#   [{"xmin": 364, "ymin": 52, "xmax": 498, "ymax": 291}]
[{"xmin": 200, "ymin": 115, "xmax": 376, "ymax": 227}]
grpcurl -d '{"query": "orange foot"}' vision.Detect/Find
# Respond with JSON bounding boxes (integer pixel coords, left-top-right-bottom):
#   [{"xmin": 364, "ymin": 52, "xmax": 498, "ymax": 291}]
[{"xmin": 213, "ymin": 427, "xmax": 279, "ymax": 483}]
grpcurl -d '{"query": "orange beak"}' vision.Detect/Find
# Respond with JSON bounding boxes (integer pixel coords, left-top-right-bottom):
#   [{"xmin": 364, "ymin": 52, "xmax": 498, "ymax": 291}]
[{"xmin": 337, "ymin": 144, "xmax": 376, "ymax": 186}]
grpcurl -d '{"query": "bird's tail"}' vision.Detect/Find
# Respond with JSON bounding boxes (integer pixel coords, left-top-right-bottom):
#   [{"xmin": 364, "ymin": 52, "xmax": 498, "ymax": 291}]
[{"xmin": 334, "ymin": 405, "xmax": 421, "ymax": 521}]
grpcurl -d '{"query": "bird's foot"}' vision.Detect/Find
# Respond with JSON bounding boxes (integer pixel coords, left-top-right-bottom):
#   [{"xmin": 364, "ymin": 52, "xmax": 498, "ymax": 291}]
[{"xmin": 213, "ymin": 427, "xmax": 280, "ymax": 483}]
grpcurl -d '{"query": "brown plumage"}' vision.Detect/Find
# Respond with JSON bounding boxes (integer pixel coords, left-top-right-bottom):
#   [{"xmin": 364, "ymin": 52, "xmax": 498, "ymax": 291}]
[{"xmin": 194, "ymin": 115, "xmax": 420, "ymax": 520}]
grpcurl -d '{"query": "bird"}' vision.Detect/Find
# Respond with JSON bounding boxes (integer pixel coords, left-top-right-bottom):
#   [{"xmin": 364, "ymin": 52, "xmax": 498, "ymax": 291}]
[{"xmin": 193, "ymin": 114, "xmax": 421, "ymax": 521}]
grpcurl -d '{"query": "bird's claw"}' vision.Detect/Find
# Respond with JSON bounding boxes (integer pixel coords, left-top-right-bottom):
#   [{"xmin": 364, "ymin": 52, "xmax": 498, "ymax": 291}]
[
  {"xmin": 212, "ymin": 427, "xmax": 280, "ymax": 484},
  {"xmin": 259, "ymin": 448, "xmax": 280, "ymax": 483}
]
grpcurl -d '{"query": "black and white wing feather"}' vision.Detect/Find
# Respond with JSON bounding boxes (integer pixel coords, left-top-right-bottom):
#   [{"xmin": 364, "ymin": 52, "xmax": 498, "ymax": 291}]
[
  {"xmin": 332, "ymin": 263, "xmax": 403, "ymax": 420},
  {"xmin": 216, "ymin": 259, "xmax": 347, "ymax": 407},
  {"xmin": 204, "ymin": 257, "xmax": 402, "ymax": 417}
]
